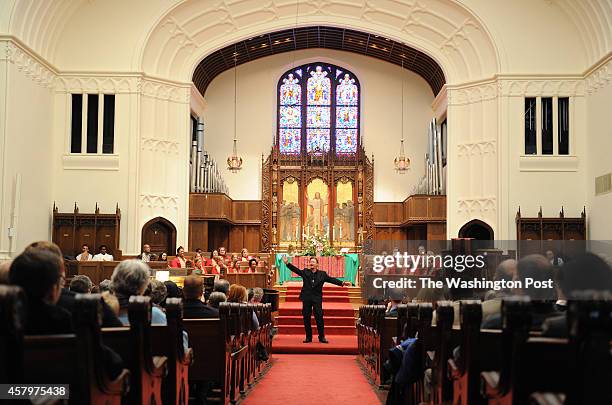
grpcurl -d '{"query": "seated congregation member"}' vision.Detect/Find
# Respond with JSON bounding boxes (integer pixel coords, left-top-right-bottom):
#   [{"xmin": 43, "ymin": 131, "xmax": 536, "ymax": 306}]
[
  {"xmin": 240, "ymin": 248, "xmax": 252, "ymax": 262},
  {"xmin": 218, "ymin": 246, "xmax": 230, "ymax": 265},
  {"xmin": 164, "ymin": 280, "xmax": 182, "ymax": 301},
  {"xmin": 248, "ymin": 258, "xmax": 258, "ymax": 273},
  {"xmin": 482, "ymin": 259, "xmax": 517, "ymax": 319},
  {"xmin": 9, "ymin": 248, "xmax": 72, "ymax": 334},
  {"xmin": 182, "ymin": 276, "xmax": 219, "ymax": 318},
  {"xmin": 169, "ymin": 246, "xmax": 187, "ymax": 268},
  {"xmin": 249, "ymin": 287, "xmax": 264, "ymax": 304},
  {"xmin": 482, "ymin": 254, "xmax": 558, "ymax": 330},
  {"xmin": 229, "ymin": 253, "xmax": 240, "ymax": 273},
  {"xmin": 192, "ymin": 248, "xmax": 205, "ymax": 274},
  {"xmin": 69, "ymin": 274, "xmax": 93, "ymax": 293},
  {"xmin": 111, "ymin": 260, "xmax": 167, "ymax": 325},
  {"xmin": 207, "ymin": 291, "xmax": 227, "ymax": 309},
  {"xmin": 542, "ymin": 252, "xmax": 612, "ymax": 337},
  {"xmin": 0, "ymin": 261, "xmax": 12, "ymax": 284},
  {"xmin": 93, "ymin": 245, "xmax": 114, "ymax": 261},
  {"xmin": 76, "ymin": 244, "xmax": 93, "ymax": 261},
  {"xmin": 386, "ymin": 289, "xmax": 404, "ymax": 317},
  {"xmin": 99, "ymin": 279, "xmax": 112, "ymax": 292},
  {"xmin": 145, "ymin": 279, "xmax": 167, "ymax": 308},
  {"xmin": 10, "ymin": 246, "xmax": 124, "ymax": 379},
  {"xmin": 546, "ymin": 249, "xmax": 564, "ymax": 267},
  {"xmin": 214, "ymin": 279, "xmax": 230, "ymax": 296},
  {"xmin": 140, "ymin": 243, "xmax": 157, "ymax": 262},
  {"xmin": 228, "ymin": 284, "xmax": 259, "ymax": 329},
  {"xmin": 26, "ymin": 241, "xmax": 122, "ymax": 328},
  {"xmin": 158, "ymin": 252, "xmax": 168, "ymax": 262}
]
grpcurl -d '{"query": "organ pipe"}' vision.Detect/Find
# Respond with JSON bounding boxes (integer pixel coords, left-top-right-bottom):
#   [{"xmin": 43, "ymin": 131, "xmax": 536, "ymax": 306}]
[{"xmin": 189, "ymin": 117, "xmax": 229, "ymax": 194}]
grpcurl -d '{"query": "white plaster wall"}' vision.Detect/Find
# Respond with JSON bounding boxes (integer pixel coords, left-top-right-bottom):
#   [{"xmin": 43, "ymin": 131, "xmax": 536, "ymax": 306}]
[
  {"xmin": 202, "ymin": 49, "xmax": 435, "ymax": 202},
  {"xmin": 0, "ymin": 51, "xmax": 54, "ymax": 257},
  {"xmin": 51, "ymin": 92, "xmax": 133, "ymax": 251},
  {"xmin": 586, "ymin": 66, "xmax": 612, "ymax": 240},
  {"xmin": 504, "ymin": 91, "xmax": 588, "ymax": 239}
]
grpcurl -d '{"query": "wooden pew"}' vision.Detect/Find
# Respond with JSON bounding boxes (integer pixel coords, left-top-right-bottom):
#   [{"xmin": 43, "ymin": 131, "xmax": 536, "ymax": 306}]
[
  {"xmin": 151, "ymin": 298, "xmax": 194, "ymax": 405},
  {"xmin": 183, "ymin": 310, "xmax": 232, "ymax": 405},
  {"xmin": 482, "ymin": 294, "xmax": 612, "ymax": 404},
  {"xmin": 430, "ymin": 301, "xmax": 458, "ymax": 405},
  {"xmin": 102, "ymin": 296, "xmax": 168, "ymax": 405},
  {"xmin": 0, "ymin": 287, "xmax": 129, "ymax": 404}
]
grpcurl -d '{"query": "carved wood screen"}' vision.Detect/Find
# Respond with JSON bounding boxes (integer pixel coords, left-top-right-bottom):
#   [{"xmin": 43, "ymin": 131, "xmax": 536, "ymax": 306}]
[{"xmin": 260, "ymin": 145, "xmax": 373, "ymax": 251}]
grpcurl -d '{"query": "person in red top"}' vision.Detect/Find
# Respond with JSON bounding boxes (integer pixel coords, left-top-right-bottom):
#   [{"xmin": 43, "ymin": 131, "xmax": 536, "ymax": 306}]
[
  {"xmin": 248, "ymin": 258, "xmax": 258, "ymax": 273},
  {"xmin": 240, "ymin": 248, "xmax": 252, "ymax": 262},
  {"xmin": 218, "ymin": 246, "xmax": 231, "ymax": 266},
  {"xmin": 229, "ymin": 254, "xmax": 240, "ymax": 273},
  {"xmin": 169, "ymin": 246, "xmax": 187, "ymax": 268}
]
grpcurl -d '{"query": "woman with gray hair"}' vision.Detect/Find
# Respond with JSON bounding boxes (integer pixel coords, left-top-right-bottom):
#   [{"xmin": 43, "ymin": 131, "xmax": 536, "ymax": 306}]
[{"xmin": 111, "ymin": 260, "xmax": 167, "ymax": 325}]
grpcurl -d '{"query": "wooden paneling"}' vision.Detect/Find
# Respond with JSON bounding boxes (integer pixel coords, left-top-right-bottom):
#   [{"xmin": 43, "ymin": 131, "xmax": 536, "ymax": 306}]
[
  {"xmin": 373, "ymin": 202, "xmax": 403, "ymax": 225},
  {"xmin": 188, "ymin": 221, "xmax": 208, "ymax": 251},
  {"xmin": 404, "ymin": 195, "xmax": 446, "ymax": 223},
  {"xmin": 189, "ymin": 194, "xmax": 262, "ymax": 252},
  {"xmin": 374, "ymin": 195, "xmax": 446, "ymax": 241},
  {"xmin": 53, "ymin": 206, "xmax": 121, "ymax": 258},
  {"xmin": 426, "ymin": 223, "xmax": 447, "ymax": 240}
]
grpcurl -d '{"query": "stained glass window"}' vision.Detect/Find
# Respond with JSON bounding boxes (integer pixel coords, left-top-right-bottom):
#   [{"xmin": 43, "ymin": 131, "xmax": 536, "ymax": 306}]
[
  {"xmin": 277, "ymin": 63, "xmax": 359, "ymax": 155},
  {"xmin": 335, "ymin": 73, "xmax": 359, "ymax": 153},
  {"xmin": 278, "ymin": 72, "xmax": 302, "ymax": 154}
]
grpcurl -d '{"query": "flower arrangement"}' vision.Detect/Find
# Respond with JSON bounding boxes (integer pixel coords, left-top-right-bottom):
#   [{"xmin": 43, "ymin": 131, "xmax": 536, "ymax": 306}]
[{"xmin": 301, "ymin": 234, "xmax": 338, "ymax": 256}]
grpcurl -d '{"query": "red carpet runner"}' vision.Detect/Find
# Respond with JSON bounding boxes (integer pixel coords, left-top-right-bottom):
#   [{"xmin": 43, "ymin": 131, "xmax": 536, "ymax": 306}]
[
  {"xmin": 274, "ymin": 285, "xmax": 357, "ymax": 354},
  {"xmin": 242, "ymin": 354, "xmax": 380, "ymax": 405}
]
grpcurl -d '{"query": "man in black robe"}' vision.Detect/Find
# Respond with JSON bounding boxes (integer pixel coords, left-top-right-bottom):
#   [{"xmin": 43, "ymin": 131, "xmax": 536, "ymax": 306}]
[{"xmin": 282, "ymin": 255, "xmax": 351, "ymax": 343}]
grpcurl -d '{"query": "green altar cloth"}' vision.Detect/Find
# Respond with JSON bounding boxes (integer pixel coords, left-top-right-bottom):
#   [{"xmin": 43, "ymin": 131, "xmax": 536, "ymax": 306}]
[{"xmin": 275, "ymin": 254, "xmax": 359, "ymax": 285}]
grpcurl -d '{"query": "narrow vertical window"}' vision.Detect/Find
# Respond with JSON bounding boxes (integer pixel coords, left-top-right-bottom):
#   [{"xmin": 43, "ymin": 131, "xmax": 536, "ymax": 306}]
[
  {"xmin": 306, "ymin": 65, "xmax": 331, "ymax": 153},
  {"xmin": 70, "ymin": 94, "xmax": 83, "ymax": 153},
  {"xmin": 278, "ymin": 71, "xmax": 302, "ymax": 154},
  {"xmin": 102, "ymin": 94, "xmax": 115, "ymax": 154},
  {"xmin": 558, "ymin": 97, "xmax": 569, "ymax": 155},
  {"xmin": 335, "ymin": 71, "xmax": 359, "ymax": 154},
  {"xmin": 541, "ymin": 97, "xmax": 553, "ymax": 155},
  {"xmin": 524, "ymin": 97, "xmax": 536, "ymax": 155},
  {"xmin": 86, "ymin": 94, "xmax": 99, "ymax": 153}
]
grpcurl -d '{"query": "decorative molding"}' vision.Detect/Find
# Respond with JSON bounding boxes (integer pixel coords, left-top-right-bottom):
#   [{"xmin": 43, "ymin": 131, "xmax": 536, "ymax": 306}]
[
  {"xmin": 457, "ymin": 197, "xmax": 497, "ymax": 214},
  {"xmin": 140, "ymin": 194, "xmax": 179, "ymax": 210},
  {"xmin": 62, "ymin": 154, "xmax": 120, "ymax": 171},
  {"xmin": 498, "ymin": 78, "xmax": 585, "ymax": 97},
  {"xmin": 3, "ymin": 39, "xmax": 56, "ymax": 88},
  {"xmin": 431, "ymin": 85, "xmax": 447, "ymax": 120},
  {"xmin": 584, "ymin": 55, "xmax": 612, "ymax": 94},
  {"xmin": 190, "ymin": 83, "xmax": 207, "ymax": 117},
  {"xmin": 447, "ymin": 81, "xmax": 498, "ymax": 105},
  {"xmin": 55, "ymin": 75, "xmax": 140, "ymax": 94},
  {"xmin": 141, "ymin": 137, "xmax": 180, "ymax": 154},
  {"xmin": 140, "ymin": 78, "xmax": 191, "ymax": 103},
  {"xmin": 519, "ymin": 155, "xmax": 579, "ymax": 172},
  {"xmin": 457, "ymin": 140, "xmax": 496, "ymax": 157}
]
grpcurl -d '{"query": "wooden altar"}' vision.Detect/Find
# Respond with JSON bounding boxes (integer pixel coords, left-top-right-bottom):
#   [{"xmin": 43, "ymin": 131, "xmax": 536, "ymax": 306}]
[{"xmin": 260, "ymin": 145, "xmax": 374, "ymax": 251}]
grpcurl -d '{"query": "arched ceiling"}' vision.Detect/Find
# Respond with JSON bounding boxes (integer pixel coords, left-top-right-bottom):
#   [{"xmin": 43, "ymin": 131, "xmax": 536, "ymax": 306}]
[
  {"xmin": 192, "ymin": 26, "xmax": 446, "ymax": 97},
  {"xmin": 553, "ymin": 0, "xmax": 611, "ymax": 66}
]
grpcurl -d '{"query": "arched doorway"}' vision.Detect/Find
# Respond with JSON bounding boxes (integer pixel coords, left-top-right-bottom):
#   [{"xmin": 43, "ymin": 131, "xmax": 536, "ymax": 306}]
[
  {"xmin": 458, "ymin": 219, "xmax": 494, "ymax": 240},
  {"xmin": 141, "ymin": 217, "xmax": 177, "ymax": 256}
]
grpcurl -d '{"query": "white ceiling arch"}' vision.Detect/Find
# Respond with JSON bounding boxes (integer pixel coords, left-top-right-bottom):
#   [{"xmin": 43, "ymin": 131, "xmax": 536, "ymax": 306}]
[
  {"xmin": 553, "ymin": 0, "xmax": 611, "ymax": 67},
  {"xmin": 139, "ymin": 0, "xmax": 501, "ymax": 85}
]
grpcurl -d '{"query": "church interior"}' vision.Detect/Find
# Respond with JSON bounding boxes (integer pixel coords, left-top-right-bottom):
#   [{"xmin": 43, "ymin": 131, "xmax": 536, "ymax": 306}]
[{"xmin": 0, "ymin": 0, "xmax": 611, "ymax": 404}]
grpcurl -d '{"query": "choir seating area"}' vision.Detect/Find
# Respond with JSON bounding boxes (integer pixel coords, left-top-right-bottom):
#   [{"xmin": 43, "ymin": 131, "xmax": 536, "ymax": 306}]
[
  {"xmin": 357, "ymin": 296, "xmax": 612, "ymax": 404},
  {"xmin": 0, "ymin": 285, "xmax": 273, "ymax": 405}
]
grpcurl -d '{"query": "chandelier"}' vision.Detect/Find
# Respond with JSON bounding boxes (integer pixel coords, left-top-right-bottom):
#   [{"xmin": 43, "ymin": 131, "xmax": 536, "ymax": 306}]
[
  {"xmin": 227, "ymin": 49, "xmax": 243, "ymax": 172},
  {"xmin": 394, "ymin": 58, "xmax": 410, "ymax": 173}
]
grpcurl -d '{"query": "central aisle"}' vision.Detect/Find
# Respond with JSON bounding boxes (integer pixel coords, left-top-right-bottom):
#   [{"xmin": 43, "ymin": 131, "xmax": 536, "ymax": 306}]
[{"xmin": 242, "ymin": 354, "xmax": 381, "ymax": 405}]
